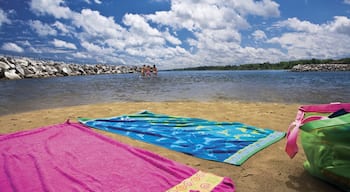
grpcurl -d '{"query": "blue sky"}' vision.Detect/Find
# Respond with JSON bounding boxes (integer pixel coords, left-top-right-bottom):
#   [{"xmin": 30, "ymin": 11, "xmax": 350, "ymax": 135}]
[{"xmin": 0, "ymin": 0, "xmax": 349, "ymax": 69}]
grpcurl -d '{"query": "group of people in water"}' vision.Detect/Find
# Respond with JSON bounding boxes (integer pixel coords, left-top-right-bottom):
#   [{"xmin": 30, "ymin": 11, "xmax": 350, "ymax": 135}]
[{"xmin": 141, "ymin": 64, "xmax": 157, "ymax": 77}]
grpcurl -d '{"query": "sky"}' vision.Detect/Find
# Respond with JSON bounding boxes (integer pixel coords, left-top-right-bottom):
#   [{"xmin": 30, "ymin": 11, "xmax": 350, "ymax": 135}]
[{"xmin": 0, "ymin": 0, "xmax": 349, "ymax": 69}]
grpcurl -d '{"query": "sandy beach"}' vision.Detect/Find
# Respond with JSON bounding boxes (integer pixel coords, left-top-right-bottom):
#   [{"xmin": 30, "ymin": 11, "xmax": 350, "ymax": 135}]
[{"xmin": 0, "ymin": 101, "xmax": 342, "ymax": 192}]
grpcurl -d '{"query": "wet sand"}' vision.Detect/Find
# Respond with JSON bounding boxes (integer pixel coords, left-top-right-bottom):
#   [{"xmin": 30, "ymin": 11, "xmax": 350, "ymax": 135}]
[{"xmin": 0, "ymin": 101, "xmax": 342, "ymax": 192}]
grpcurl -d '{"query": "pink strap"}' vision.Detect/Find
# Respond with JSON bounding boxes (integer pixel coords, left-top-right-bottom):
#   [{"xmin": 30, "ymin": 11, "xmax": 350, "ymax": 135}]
[
  {"xmin": 285, "ymin": 102, "xmax": 350, "ymax": 159},
  {"xmin": 285, "ymin": 110, "xmax": 304, "ymax": 158},
  {"xmin": 301, "ymin": 102, "xmax": 350, "ymax": 113}
]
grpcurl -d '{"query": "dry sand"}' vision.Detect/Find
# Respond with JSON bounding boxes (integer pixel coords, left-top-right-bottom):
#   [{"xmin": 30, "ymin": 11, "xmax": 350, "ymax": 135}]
[{"xmin": 0, "ymin": 101, "xmax": 342, "ymax": 192}]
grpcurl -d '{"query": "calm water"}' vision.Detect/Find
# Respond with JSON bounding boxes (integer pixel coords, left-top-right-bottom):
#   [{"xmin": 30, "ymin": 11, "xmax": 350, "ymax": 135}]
[{"xmin": 0, "ymin": 70, "xmax": 349, "ymax": 115}]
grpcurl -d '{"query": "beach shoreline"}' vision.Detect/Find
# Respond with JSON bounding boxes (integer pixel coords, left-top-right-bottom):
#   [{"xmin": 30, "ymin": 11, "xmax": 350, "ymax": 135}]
[{"xmin": 0, "ymin": 101, "xmax": 342, "ymax": 192}]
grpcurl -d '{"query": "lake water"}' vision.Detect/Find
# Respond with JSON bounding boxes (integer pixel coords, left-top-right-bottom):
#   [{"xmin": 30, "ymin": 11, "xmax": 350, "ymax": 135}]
[{"xmin": 0, "ymin": 70, "xmax": 349, "ymax": 115}]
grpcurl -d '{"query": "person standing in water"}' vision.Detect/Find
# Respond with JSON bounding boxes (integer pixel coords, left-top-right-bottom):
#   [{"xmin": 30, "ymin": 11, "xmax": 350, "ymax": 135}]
[
  {"xmin": 152, "ymin": 65, "xmax": 158, "ymax": 76},
  {"xmin": 145, "ymin": 65, "xmax": 152, "ymax": 77},
  {"xmin": 141, "ymin": 65, "xmax": 146, "ymax": 77}
]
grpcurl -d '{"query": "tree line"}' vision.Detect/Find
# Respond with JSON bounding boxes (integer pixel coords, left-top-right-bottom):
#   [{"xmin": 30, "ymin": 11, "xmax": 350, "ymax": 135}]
[{"xmin": 171, "ymin": 57, "xmax": 350, "ymax": 71}]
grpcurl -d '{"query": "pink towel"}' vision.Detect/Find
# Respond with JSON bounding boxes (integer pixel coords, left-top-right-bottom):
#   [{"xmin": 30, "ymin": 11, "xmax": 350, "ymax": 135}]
[{"xmin": 0, "ymin": 121, "xmax": 234, "ymax": 191}]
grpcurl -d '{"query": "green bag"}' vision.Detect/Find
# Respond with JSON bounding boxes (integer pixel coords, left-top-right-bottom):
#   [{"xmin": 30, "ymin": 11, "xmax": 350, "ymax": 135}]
[{"xmin": 285, "ymin": 103, "xmax": 350, "ymax": 191}]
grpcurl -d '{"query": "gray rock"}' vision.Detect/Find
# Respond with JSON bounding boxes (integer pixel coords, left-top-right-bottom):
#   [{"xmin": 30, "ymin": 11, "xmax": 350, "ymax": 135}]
[
  {"xmin": 4, "ymin": 69, "xmax": 22, "ymax": 80},
  {"xmin": 15, "ymin": 65, "xmax": 25, "ymax": 77},
  {"xmin": 61, "ymin": 66, "xmax": 72, "ymax": 76},
  {"xmin": 0, "ymin": 61, "xmax": 10, "ymax": 70},
  {"xmin": 16, "ymin": 59, "xmax": 29, "ymax": 67},
  {"xmin": 0, "ymin": 55, "xmax": 139, "ymax": 80},
  {"xmin": 0, "ymin": 68, "xmax": 4, "ymax": 78},
  {"xmin": 5, "ymin": 57, "xmax": 15, "ymax": 64},
  {"xmin": 291, "ymin": 64, "xmax": 350, "ymax": 72}
]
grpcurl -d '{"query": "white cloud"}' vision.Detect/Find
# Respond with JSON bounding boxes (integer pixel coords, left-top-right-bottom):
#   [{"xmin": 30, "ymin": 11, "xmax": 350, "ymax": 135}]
[
  {"xmin": 267, "ymin": 16, "xmax": 350, "ymax": 59},
  {"xmin": 344, "ymin": 0, "xmax": 350, "ymax": 4},
  {"xmin": 252, "ymin": 30, "xmax": 267, "ymax": 41},
  {"xmin": 73, "ymin": 52, "xmax": 89, "ymax": 59},
  {"xmin": 53, "ymin": 21, "xmax": 73, "ymax": 34},
  {"xmin": 73, "ymin": 9, "xmax": 124, "ymax": 39},
  {"xmin": 81, "ymin": 41, "xmax": 114, "ymax": 55},
  {"xmin": 325, "ymin": 16, "xmax": 350, "ymax": 35},
  {"xmin": 1, "ymin": 42, "xmax": 24, "ymax": 53},
  {"xmin": 123, "ymin": 14, "xmax": 162, "ymax": 36},
  {"xmin": 142, "ymin": 0, "xmax": 282, "ymax": 68},
  {"xmin": 17, "ymin": 40, "xmax": 31, "ymax": 47},
  {"xmin": 29, "ymin": 0, "xmax": 73, "ymax": 19},
  {"xmin": 231, "ymin": 0, "xmax": 280, "ymax": 17},
  {"xmin": 52, "ymin": 39, "xmax": 77, "ymax": 49},
  {"xmin": 18, "ymin": 40, "xmax": 43, "ymax": 53},
  {"xmin": 275, "ymin": 17, "xmax": 321, "ymax": 33},
  {"xmin": 268, "ymin": 32, "xmax": 350, "ymax": 59},
  {"xmin": 84, "ymin": 0, "xmax": 102, "ymax": 4},
  {"xmin": 25, "ymin": 0, "xmax": 349, "ymax": 69},
  {"xmin": 163, "ymin": 29, "xmax": 181, "ymax": 45},
  {"xmin": 274, "ymin": 16, "xmax": 350, "ymax": 36},
  {"xmin": 146, "ymin": 1, "xmax": 251, "ymax": 31},
  {"xmin": 29, "ymin": 46, "xmax": 42, "ymax": 53},
  {"xmin": 0, "ymin": 9, "xmax": 11, "ymax": 27},
  {"xmin": 29, "ymin": 20, "xmax": 57, "ymax": 36},
  {"xmin": 122, "ymin": 13, "xmax": 181, "ymax": 47}
]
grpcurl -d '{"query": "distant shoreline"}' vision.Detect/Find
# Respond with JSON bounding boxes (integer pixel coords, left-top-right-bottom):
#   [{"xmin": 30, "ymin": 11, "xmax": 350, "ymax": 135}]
[{"xmin": 169, "ymin": 57, "xmax": 350, "ymax": 71}]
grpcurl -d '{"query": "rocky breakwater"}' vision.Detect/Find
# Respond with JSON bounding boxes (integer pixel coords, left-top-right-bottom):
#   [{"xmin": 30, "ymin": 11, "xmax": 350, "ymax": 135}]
[
  {"xmin": 0, "ymin": 56, "xmax": 139, "ymax": 80},
  {"xmin": 291, "ymin": 64, "xmax": 350, "ymax": 72}
]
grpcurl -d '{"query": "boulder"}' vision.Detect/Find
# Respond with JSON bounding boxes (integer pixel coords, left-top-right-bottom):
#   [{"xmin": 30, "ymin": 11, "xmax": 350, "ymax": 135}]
[
  {"xmin": 15, "ymin": 65, "xmax": 25, "ymax": 77},
  {"xmin": 0, "ymin": 61, "xmax": 10, "ymax": 70},
  {"xmin": 61, "ymin": 66, "xmax": 72, "ymax": 76},
  {"xmin": 4, "ymin": 69, "xmax": 22, "ymax": 80},
  {"xmin": 0, "ymin": 68, "xmax": 4, "ymax": 78},
  {"xmin": 16, "ymin": 59, "xmax": 29, "ymax": 67}
]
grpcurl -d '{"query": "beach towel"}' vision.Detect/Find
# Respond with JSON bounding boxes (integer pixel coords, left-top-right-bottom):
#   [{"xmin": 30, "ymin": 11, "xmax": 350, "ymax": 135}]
[
  {"xmin": 79, "ymin": 111, "xmax": 285, "ymax": 166},
  {"xmin": 0, "ymin": 121, "xmax": 235, "ymax": 192}
]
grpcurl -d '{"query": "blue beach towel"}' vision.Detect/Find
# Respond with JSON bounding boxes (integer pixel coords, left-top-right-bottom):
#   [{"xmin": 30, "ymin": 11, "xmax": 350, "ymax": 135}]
[{"xmin": 79, "ymin": 111, "xmax": 285, "ymax": 165}]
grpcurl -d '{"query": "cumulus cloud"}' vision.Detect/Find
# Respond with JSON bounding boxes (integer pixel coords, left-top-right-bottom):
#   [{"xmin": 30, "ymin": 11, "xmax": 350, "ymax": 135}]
[
  {"xmin": 146, "ymin": 1, "xmax": 251, "ymax": 31},
  {"xmin": 73, "ymin": 9, "xmax": 124, "ymax": 39},
  {"xmin": 274, "ymin": 17, "xmax": 321, "ymax": 33},
  {"xmin": 267, "ymin": 16, "xmax": 350, "ymax": 59},
  {"xmin": 53, "ymin": 21, "xmax": 73, "ymax": 34},
  {"xmin": 23, "ymin": 0, "xmax": 349, "ymax": 69},
  {"xmin": 274, "ymin": 16, "xmax": 350, "ymax": 36},
  {"xmin": 52, "ymin": 39, "xmax": 77, "ymax": 49},
  {"xmin": 252, "ymin": 30, "xmax": 267, "ymax": 41},
  {"xmin": 0, "ymin": 9, "xmax": 11, "ymax": 27},
  {"xmin": 18, "ymin": 40, "xmax": 43, "ymax": 53},
  {"xmin": 122, "ymin": 13, "xmax": 181, "ymax": 47},
  {"xmin": 1, "ymin": 42, "xmax": 24, "ymax": 53},
  {"xmin": 325, "ymin": 16, "xmax": 350, "ymax": 35},
  {"xmin": 231, "ymin": 0, "xmax": 280, "ymax": 17},
  {"xmin": 29, "ymin": 0, "xmax": 73, "ymax": 19},
  {"xmin": 84, "ymin": 0, "xmax": 102, "ymax": 4},
  {"xmin": 81, "ymin": 41, "xmax": 114, "ymax": 55},
  {"xmin": 29, "ymin": 20, "xmax": 57, "ymax": 36},
  {"xmin": 142, "ymin": 0, "xmax": 281, "ymax": 68},
  {"xmin": 72, "ymin": 52, "xmax": 89, "ymax": 58}
]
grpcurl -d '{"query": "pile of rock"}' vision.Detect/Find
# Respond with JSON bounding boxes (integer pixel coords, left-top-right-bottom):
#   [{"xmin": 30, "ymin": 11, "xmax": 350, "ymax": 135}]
[
  {"xmin": 291, "ymin": 64, "xmax": 350, "ymax": 72},
  {"xmin": 0, "ymin": 56, "xmax": 140, "ymax": 80}
]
